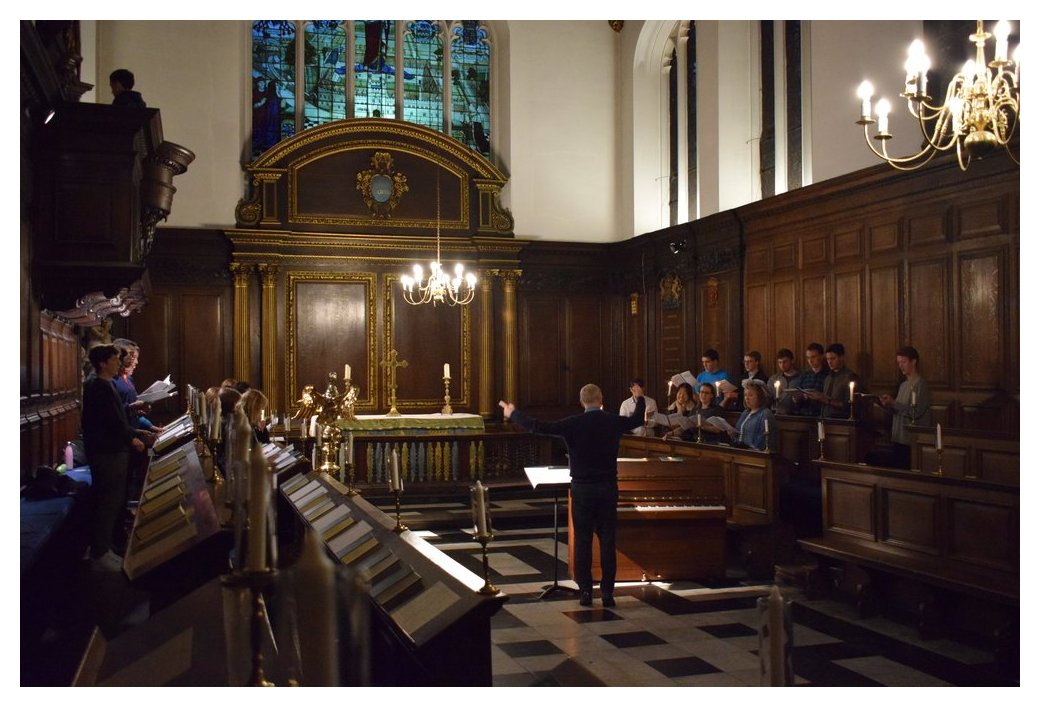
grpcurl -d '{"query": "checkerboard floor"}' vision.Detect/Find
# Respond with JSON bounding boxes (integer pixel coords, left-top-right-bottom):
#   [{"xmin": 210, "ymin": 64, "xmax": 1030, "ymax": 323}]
[{"xmin": 388, "ymin": 508, "xmax": 1015, "ymax": 688}]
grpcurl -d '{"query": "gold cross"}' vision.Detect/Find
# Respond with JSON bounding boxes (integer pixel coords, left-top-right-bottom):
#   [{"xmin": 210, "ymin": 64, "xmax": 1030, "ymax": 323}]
[{"xmin": 380, "ymin": 348, "xmax": 408, "ymax": 416}]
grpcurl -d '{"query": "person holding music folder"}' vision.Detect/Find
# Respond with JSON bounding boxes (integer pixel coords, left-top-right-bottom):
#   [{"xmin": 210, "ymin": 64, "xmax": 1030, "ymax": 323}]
[
  {"xmin": 867, "ymin": 346, "xmax": 931, "ymax": 469},
  {"xmin": 804, "ymin": 343, "xmax": 860, "ymax": 418},
  {"xmin": 680, "ymin": 382, "xmax": 727, "ymax": 443},
  {"xmin": 727, "ymin": 379, "xmax": 777, "ymax": 451},
  {"xmin": 619, "ymin": 378, "xmax": 657, "ymax": 437},
  {"xmin": 500, "ymin": 384, "xmax": 644, "ymax": 608},
  {"xmin": 766, "ymin": 348, "xmax": 802, "ymax": 414},
  {"xmin": 657, "ymin": 382, "xmax": 696, "ymax": 439}
]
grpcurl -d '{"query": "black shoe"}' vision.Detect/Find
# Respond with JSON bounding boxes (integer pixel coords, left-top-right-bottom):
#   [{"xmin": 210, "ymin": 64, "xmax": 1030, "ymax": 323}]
[
  {"xmin": 602, "ymin": 593, "xmax": 616, "ymax": 608},
  {"xmin": 579, "ymin": 591, "xmax": 593, "ymax": 606}
]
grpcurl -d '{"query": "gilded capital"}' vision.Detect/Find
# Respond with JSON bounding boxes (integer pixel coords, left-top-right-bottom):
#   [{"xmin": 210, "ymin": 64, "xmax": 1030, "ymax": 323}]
[
  {"xmin": 229, "ymin": 262, "xmax": 254, "ymax": 286},
  {"xmin": 257, "ymin": 263, "xmax": 280, "ymax": 287}
]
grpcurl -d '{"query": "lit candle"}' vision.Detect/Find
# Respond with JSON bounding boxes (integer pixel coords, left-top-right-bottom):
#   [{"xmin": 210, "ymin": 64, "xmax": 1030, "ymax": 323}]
[
  {"xmin": 935, "ymin": 423, "xmax": 942, "ymax": 451},
  {"xmin": 994, "ymin": 20, "xmax": 1010, "ymax": 63},
  {"xmin": 310, "ymin": 415, "xmax": 318, "ymax": 439},
  {"xmin": 848, "ymin": 381, "xmax": 856, "ymax": 400},
  {"xmin": 444, "ymin": 363, "xmax": 451, "ymax": 379},
  {"xmin": 911, "ymin": 390, "xmax": 917, "ymax": 407},
  {"xmin": 817, "ymin": 421, "xmax": 825, "ymax": 441},
  {"xmin": 667, "ymin": 380, "xmax": 673, "ymax": 396},
  {"xmin": 774, "ymin": 380, "xmax": 781, "ymax": 399},
  {"xmin": 875, "ymin": 98, "xmax": 891, "ymax": 134},
  {"xmin": 696, "ymin": 412, "xmax": 702, "ymax": 429},
  {"xmin": 714, "ymin": 381, "xmax": 721, "ymax": 398},
  {"xmin": 857, "ymin": 80, "xmax": 873, "ymax": 121},
  {"xmin": 246, "ymin": 438, "xmax": 270, "ymax": 571},
  {"xmin": 474, "ymin": 480, "xmax": 488, "ymax": 536},
  {"xmin": 344, "ymin": 363, "xmax": 351, "ymax": 381}
]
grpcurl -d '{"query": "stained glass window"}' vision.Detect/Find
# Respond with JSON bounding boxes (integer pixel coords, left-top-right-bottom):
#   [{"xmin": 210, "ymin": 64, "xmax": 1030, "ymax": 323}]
[
  {"xmin": 303, "ymin": 21, "xmax": 347, "ymax": 130},
  {"xmin": 403, "ymin": 21, "xmax": 443, "ymax": 133},
  {"xmin": 450, "ymin": 21, "xmax": 491, "ymax": 157},
  {"xmin": 250, "ymin": 20, "xmax": 493, "ymax": 161},
  {"xmin": 252, "ymin": 21, "xmax": 297, "ymax": 158},
  {"xmin": 354, "ymin": 20, "xmax": 397, "ymax": 119}
]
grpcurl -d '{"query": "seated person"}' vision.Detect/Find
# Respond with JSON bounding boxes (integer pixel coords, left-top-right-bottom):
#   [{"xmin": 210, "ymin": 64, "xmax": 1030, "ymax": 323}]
[
  {"xmin": 619, "ymin": 378, "xmax": 658, "ymax": 437},
  {"xmin": 649, "ymin": 382, "xmax": 695, "ymax": 439},
  {"xmin": 726, "ymin": 379, "xmax": 777, "ymax": 451},
  {"xmin": 680, "ymin": 382, "xmax": 726, "ymax": 443},
  {"xmin": 240, "ymin": 389, "xmax": 271, "ymax": 444},
  {"xmin": 766, "ymin": 348, "xmax": 802, "ymax": 414},
  {"xmin": 867, "ymin": 346, "xmax": 932, "ymax": 469}
]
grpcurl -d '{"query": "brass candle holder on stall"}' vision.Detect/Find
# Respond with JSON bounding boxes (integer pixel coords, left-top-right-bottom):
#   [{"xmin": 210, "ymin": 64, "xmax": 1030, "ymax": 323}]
[
  {"xmin": 471, "ymin": 481, "xmax": 498, "ymax": 595},
  {"xmin": 221, "ymin": 567, "xmax": 277, "ymax": 687},
  {"xmin": 933, "ymin": 448, "xmax": 944, "ymax": 477},
  {"xmin": 476, "ymin": 533, "xmax": 498, "ymax": 596}
]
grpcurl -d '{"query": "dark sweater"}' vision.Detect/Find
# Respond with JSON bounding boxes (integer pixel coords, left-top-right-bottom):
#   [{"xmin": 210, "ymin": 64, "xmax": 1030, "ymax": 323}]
[
  {"xmin": 509, "ymin": 399, "xmax": 645, "ymax": 482},
  {"xmin": 113, "ymin": 91, "xmax": 146, "ymax": 108},
  {"xmin": 82, "ymin": 377, "xmax": 138, "ymax": 455}
]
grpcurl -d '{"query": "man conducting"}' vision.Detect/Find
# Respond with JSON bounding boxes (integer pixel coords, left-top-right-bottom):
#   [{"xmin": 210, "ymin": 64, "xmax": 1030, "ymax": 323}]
[{"xmin": 499, "ymin": 384, "xmax": 644, "ymax": 607}]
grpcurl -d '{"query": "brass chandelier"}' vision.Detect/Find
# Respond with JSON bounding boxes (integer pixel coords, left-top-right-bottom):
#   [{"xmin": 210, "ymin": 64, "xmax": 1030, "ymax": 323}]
[
  {"xmin": 400, "ymin": 175, "xmax": 476, "ymax": 306},
  {"xmin": 855, "ymin": 20, "xmax": 1019, "ymax": 171}
]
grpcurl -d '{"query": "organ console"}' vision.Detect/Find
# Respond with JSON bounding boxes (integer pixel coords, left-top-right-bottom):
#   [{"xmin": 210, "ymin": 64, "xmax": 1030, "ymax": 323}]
[{"xmin": 569, "ymin": 456, "xmax": 728, "ymax": 582}]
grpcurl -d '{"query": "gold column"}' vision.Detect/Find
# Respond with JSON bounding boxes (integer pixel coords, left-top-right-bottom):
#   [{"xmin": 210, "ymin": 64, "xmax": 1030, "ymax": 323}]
[
  {"xmin": 477, "ymin": 268, "xmax": 495, "ymax": 418},
  {"xmin": 499, "ymin": 269, "xmax": 521, "ymax": 405},
  {"xmin": 230, "ymin": 262, "xmax": 253, "ymax": 384},
  {"xmin": 258, "ymin": 263, "xmax": 279, "ymax": 411}
]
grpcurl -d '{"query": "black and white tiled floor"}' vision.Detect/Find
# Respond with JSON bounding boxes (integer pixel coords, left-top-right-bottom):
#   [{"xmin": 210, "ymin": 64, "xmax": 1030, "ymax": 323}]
[{"xmin": 380, "ymin": 496, "xmax": 1014, "ymax": 688}]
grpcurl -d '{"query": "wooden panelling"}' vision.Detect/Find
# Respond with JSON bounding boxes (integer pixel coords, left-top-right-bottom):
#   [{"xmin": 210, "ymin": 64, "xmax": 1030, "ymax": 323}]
[
  {"xmin": 566, "ymin": 295, "xmax": 608, "ymax": 395},
  {"xmin": 745, "ymin": 284, "xmax": 768, "ymax": 356},
  {"xmin": 908, "ymin": 211, "xmax": 948, "ymax": 247},
  {"xmin": 519, "ymin": 296, "xmax": 563, "ymax": 407},
  {"xmin": 289, "ymin": 275, "xmax": 374, "ymax": 409},
  {"xmin": 773, "ymin": 243, "xmax": 796, "ymax": 270},
  {"xmin": 390, "ymin": 283, "xmax": 468, "ymax": 407},
  {"xmin": 180, "ymin": 292, "xmax": 229, "ymax": 395},
  {"xmin": 879, "ymin": 487, "xmax": 939, "ymax": 554},
  {"xmin": 824, "ymin": 476, "xmax": 874, "ymax": 539},
  {"xmin": 746, "ymin": 246, "xmax": 771, "ymax": 274},
  {"xmin": 801, "ymin": 276, "xmax": 827, "ymax": 346},
  {"xmin": 907, "ymin": 259, "xmax": 949, "ymax": 386},
  {"xmin": 958, "ymin": 250, "xmax": 1004, "ymax": 389},
  {"xmin": 869, "ymin": 265, "xmax": 901, "ymax": 389},
  {"xmin": 868, "ymin": 221, "xmax": 901, "ymax": 254},
  {"xmin": 800, "ymin": 235, "xmax": 829, "ymax": 267},
  {"xmin": 946, "ymin": 496, "xmax": 1017, "ymax": 571},
  {"xmin": 957, "ymin": 195, "xmax": 1006, "ymax": 241},
  {"xmin": 834, "ymin": 270, "xmax": 863, "ymax": 370},
  {"xmin": 772, "ymin": 280, "xmax": 796, "ymax": 353},
  {"xmin": 130, "ymin": 293, "xmax": 172, "ymax": 394},
  {"xmin": 833, "ymin": 227, "xmax": 862, "ymax": 260}
]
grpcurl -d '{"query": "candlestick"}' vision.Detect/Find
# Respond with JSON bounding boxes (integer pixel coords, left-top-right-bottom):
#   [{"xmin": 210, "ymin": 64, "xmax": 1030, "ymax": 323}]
[
  {"xmin": 773, "ymin": 380, "xmax": 781, "ymax": 410},
  {"xmin": 817, "ymin": 421, "xmax": 825, "ymax": 460},
  {"xmin": 935, "ymin": 423, "xmax": 942, "ymax": 451},
  {"xmin": 714, "ymin": 381, "xmax": 721, "ymax": 399},
  {"xmin": 476, "ymin": 532, "xmax": 499, "ymax": 596},
  {"xmin": 763, "ymin": 417, "xmax": 771, "ymax": 453},
  {"xmin": 667, "ymin": 380, "xmax": 673, "ymax": 397},
  {"xmin": 848, "ymin": 381, "xmax": 856, "ymax": 421},
  {"xmin": 442, "ymin": 376, "xmax": 454, "ymax": 415},
  {"xmin": 444, "ymin": 362, "xmax": 451, "ymax": 379}
]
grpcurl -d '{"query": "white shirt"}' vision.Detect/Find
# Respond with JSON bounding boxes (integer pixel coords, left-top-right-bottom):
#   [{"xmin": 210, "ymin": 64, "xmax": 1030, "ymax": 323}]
[{"xmin": 619, "ymin": 395, "xmax": 658, "ymax": 437}]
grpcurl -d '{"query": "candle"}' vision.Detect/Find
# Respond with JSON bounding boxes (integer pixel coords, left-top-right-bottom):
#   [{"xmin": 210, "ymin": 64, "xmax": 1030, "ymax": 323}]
[
  {"xmin": 696, "ymin": 412, "xmax": 702, "ymax": 429},
  {"xmin": 911, "ymin": 390, "xmax": 917, "ymax": 407},
  {"xmin": 935, "ymin": 423, "xmax": 942, "ymax": 451},
  {"xmin": 316, "ymin": 423, "xmax": 323, "ymax": 448},
  {"xmin": 474, "ymin": 480, "xmax": 488, "ymax": 536},
  {"xmin": 295, "ymin": 529, "xmax": 337, "ymax": 685},
  {"xmin": 338, "ymin": 442, "xmax": 345, "ymax": 478},
  {"xmin": 764, "ymin": 418, "xmax": 770, "ymax": 435},
  {"xmin": 443, "ymin": 363, "xmax": 451, "ymax": 379},
  {"xmin": 311, "ymin": 444, "xmax": 317, "ymax": 470},
  {"xmin": 344, "ymin": 363, "xmax": 351, "ymax": 381},
  {"xmin": 714, "ymin": 381, "xmax": 721, "ymax": 398},
  {"xmin": 817, "ymin": 421, "xmax": 825, "ymax": 441},
  {"xmin": 667, "ymin": 380, "xmax": 673, "ymax": 396},
  {"xmin": 213, "ymin": 400, "xmax": 222, "ymax": 441},
  {"xmin": 774, "ymin": 380, "xmax": 781, "ymax": 399},
  {"xmin": 246, "ymin": 437, "xmax": 270, "ymax": 571},
  {"xmin": 390, "ymin": 448, "xmax": 401, "ymax": 492},
  {"xmin": 346, "ymin": 432, "xmax": 354, "ymax": 464},
  {"xmin": 310, "ymin": 415, "xmax": 318, "ymax": 439},
  {"xmin": 849, "ymin": 381, "xmax": 856, "ymax": 399}
]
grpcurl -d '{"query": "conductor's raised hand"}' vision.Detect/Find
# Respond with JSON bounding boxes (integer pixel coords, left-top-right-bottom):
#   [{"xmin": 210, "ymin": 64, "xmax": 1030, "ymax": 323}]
[{"xmin": 498, "ymin": 400, "xmax": 515, "ymax": 420}]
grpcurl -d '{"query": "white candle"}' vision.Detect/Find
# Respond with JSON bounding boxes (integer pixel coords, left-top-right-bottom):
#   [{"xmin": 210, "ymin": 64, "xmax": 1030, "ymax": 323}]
[
  {"xmin": 444, "ymin": 363, "xmax": 451, "ymax": 379},
  {"xmin": 310, "ymin": 415, "xmax": 318, "ymax": 438},
  {"xmin": 346, "ymin": 432, "xmax": 354, "ymax": 463},
  {"xmin": 696, "ymin": 412, "xmax": 702, "ymax": 429},
  {"xmin": 774, "ymin": 380, "xmax": 781, "ymax": 399},
  {"xmin": 667, "ymin": 380, "xmax": 673, "ymax": 396},
  {"xmin": 246, "ymin": 438, "xmax": 270, "ymax": 571},
  {"xmin": 474, "ymin": 480, "xmax": 488, "ymax": 536},
  {"xmin": 935, "ymin": 423, "xmax": 942, "ymax": 451},
  {"xmin": 391, "ymin": 449, "xmax": 401, "ymax": 492},
  {"xmin": 911, "ymin": 390, "xmax": 917, "ymax": 407},
  {"xmin": 344, "ymin": 363, "xmax": 351, "ymax": 381},
  {"xmin": 764, "ymin": 418, "xmax": 770, "ymax": 435},
  {"xmin": 817, "ymin": 421, "xmax": 825, "ymax": 441},
  {"xmin": 714, "ymin": 381, "xmax": 721, "ymax": 398},
  {"xmin": 849, "ymin": 381, "xmax": 856, "ymax": 399},
  {"xmin": 213, "ymin": 400, "xmax": 222, "ymax": 441}
]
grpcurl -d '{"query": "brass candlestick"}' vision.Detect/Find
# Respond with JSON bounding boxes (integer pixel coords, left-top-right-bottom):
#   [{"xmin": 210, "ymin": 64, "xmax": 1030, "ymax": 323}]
[
  {"xmin": 476, "ymin": 532, "xmax": 498, "ymax": 595},
  {"xmin": 441, "ymin": 376, "xmax": 453, "ymax": 415},
  {"xmin": 933, "ymin": 447, "xmax": 944, "ymax": 476},
  {"xmin": 818, "ymin": 438, "xmax": 825, "ymax": 461},
  {"xmin": 344, "ymin": 461, "xmax": 359, "ymax": 497},
  {"xmin": 339, "ymin": 380, "xmax": 358, "ymax": 422},
  {"xmin": 318, "ymin": 424, "xmax": 342, "ymax": 477},
  {"xmin": 391, "ymin": 489, "xmax": 408, "ymax": 533},
  {"xmin": 221, "ymin": 568, "xmax": 277, "ymax": 687}
]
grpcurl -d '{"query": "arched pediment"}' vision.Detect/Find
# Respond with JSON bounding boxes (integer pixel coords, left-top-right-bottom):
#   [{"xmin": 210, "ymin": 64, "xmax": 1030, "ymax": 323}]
[{"xmin": 236, "ymin": 118, "xmax": 514, "ymax": 236}]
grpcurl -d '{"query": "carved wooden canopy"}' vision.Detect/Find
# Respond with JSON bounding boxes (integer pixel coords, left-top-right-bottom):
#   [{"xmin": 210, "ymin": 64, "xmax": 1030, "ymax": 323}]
[{"xmin": 235, "ymin": 118, "xmax": 514, "ymax": 237}]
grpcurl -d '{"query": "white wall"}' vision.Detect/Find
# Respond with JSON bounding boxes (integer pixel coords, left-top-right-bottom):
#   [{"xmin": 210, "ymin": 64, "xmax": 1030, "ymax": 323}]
[
  {"xmin": 504, "ymin": 21, "xmax": 619, "ymax": 242},
  {"xmin": 808, "ymin": 20, "xmax": 924, "ymax": 183},
  {"xmin": 96, "ymin": 20, "xmax": 249, "ymax": 229}
]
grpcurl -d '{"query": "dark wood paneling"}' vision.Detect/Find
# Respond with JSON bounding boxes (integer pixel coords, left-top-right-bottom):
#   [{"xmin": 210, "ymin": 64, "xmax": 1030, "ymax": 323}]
[
  {"xmin": 958, "ymin": 250, "xmax": 1004, "ymax": 389},
  {"xmin": 869, "ymin": 265, "xmax": 901, "ymax": 389},
  {"xmin": 908, "ymin": 210, "xmax": 947, "ymax": 247},
  {"xmin": 392, "ymin": 293, "xmax": 465, "ymax": 405},
  {"xmin": 907, "ymin": 259, "xmax": 949, "ymax": 386},
  {"xmin": 801, "ymin": 276, "xmax": 827, "ymax": 346},
  {"xmin": 180, "ymin": 292, "xmax": 229, "ymax": 394},
  {"xmin": 880, "ymin": 487, "xmax": 938, "ymax": 554},
  {"xmin": 834, "ymin": 270, "xmax": 863, "ymax": 373},
  {"xmin": 946, "ymin": 496, "xmax": 1017, "ymax": 571},
  {"xmin": 801, "ymin": 235, "xmax": 829, "ymax": 267},
  {"xmin": 519, "ymin": 296, "xmax": 563, "ymax": 407},
  {"xmin": 824, "ymin": 477, "xmax": 874, "ymax": 539},
  {"xmin": 957, "ymin": 195, "xmax": 1006, "ymax": 241},
  {"xmin": 566, "ymin": 296, "xmax": 607, "ymax": 400},
  {"xmin": 868, "ymin": 221, "xmax": 901, "ymax": 254},
  {"xmin": 745, "ymin": 284, "xmax": 768, "ymax": 357},
  {"xmin": 292, "ymin": 279, "xmax": 371, "ymax": 405},
  {"xmin": 833, "ymin": 227, "xmax": 862, "ymax": 261},
  {"xmin": 773, "ymin": 280, "xmax": 796, "ymax": 355}
]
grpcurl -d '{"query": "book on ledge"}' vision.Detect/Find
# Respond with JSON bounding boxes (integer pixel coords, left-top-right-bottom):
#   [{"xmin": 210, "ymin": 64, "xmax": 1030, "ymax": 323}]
[{"xmin": 137, "ymin": 375, "xmax": 178, "ymax": 403}]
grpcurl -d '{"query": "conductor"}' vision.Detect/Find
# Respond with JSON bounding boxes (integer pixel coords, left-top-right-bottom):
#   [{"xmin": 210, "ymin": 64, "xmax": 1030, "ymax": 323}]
[{"xmin": 500, "ymin": 384, "xmax": 644, "ymax": 607}]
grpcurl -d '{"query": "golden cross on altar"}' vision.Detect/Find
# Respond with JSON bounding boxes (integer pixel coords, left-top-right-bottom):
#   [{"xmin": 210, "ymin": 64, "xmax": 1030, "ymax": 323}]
[{"xmin": 380, "ymin": 348, "xmax": 408, "ymax": 416}]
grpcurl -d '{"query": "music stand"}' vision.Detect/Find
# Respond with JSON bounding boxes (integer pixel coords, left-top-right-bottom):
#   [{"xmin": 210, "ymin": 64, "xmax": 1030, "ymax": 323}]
[{"xmin": 524, "ymin": 466, "xmax": 579, "ymax": 600}]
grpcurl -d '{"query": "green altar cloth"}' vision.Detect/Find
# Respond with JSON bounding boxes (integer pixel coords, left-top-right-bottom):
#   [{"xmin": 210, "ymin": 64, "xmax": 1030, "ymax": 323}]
[{"xmin": 336, "ymin": 413, "xmax": 484, "ymax": 436}]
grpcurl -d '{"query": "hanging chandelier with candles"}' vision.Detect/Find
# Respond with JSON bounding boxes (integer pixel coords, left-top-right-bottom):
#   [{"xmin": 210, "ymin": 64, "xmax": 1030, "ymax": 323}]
[
  {"xmin": 855, "ymin": 20, "xmax": 1019, "ymax": 172},
  {"xmin": 400, "ymin": 175, "xmax": 477, "ymax": 306}
]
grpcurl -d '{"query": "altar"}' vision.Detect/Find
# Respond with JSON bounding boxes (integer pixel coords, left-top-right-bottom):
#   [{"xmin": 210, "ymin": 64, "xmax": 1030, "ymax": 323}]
[{"xmin": 337, "ymin": 413, "xmax": 484, "ymax": 436}]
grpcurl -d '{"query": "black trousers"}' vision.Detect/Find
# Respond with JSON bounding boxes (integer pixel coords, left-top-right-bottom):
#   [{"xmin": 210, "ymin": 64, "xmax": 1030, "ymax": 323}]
[
  {"xmin": 87, "ymin": 450, "xmax": 129, "ymax": 558},
  {"xmin": 570, "ymin": 480, "xmax": 618, "ymax": 594}
]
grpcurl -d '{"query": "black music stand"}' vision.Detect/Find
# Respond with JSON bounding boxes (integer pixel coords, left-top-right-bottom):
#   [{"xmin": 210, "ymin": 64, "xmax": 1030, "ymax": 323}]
[{"xmin": 524, "ymin": 466, "xmax": 579, "ymax": 600}]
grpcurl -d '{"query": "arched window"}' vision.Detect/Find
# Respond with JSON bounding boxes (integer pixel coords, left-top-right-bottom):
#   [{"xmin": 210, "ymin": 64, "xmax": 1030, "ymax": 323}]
[{"xmin": 251, "ymin": 20, "xmax": 493, "ymax": 160}]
